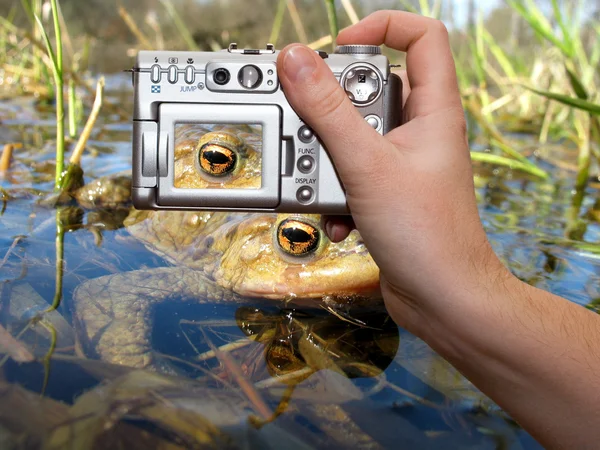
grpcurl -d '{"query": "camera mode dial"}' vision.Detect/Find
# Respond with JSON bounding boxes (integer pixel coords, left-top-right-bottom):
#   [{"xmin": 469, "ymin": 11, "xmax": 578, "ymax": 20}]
[{"xmin": 334, "ymin": 45, "xmax": 381, "ymax": 55}]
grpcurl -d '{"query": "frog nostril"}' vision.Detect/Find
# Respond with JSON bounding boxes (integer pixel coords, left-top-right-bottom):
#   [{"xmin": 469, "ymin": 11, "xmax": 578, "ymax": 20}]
[
  {"xmin": 198, "ymin": 143, "xmax": 237, "ymax": 176},
  {"xmin": 277, "ymin": 218, "xmax": 320, "ymax": 256}
]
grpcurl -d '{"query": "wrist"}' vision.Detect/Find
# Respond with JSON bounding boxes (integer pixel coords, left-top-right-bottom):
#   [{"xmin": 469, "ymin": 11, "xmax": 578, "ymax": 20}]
[
  {"xmin": 403, "ymin": 260, "xmax": 600, "ymax": 449},
  {"xmin": 414, "ymin": 265, "xmax": 523, "ymax": 361},
  {"xmin": 383, "ymin": 238, "xmax": 516, "ymax": 341}
]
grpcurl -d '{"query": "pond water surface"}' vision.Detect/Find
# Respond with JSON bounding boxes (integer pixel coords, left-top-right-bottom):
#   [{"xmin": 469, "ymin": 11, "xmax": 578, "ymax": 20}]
[{"xmin": 1, "ymin": 78, "xmax": 599, "ymax": 449}]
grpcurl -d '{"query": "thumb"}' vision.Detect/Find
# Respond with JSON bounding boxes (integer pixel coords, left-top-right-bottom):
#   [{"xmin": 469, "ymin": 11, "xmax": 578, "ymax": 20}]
[{"xmin": 277, "ymin": 44, "xmax": 392, "ymax": 188}]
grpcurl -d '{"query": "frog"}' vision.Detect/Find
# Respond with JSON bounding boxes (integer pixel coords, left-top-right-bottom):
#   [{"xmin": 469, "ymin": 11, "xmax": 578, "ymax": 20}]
[{"xmin": 71, "ymin": 125, "xmax": 381, "ymax": 371}]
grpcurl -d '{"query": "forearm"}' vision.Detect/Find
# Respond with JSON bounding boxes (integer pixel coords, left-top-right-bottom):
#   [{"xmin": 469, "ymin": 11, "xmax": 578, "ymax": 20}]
[{"xmin": 417, "ymin": 272, "xmax": 600, "ymax": 449}]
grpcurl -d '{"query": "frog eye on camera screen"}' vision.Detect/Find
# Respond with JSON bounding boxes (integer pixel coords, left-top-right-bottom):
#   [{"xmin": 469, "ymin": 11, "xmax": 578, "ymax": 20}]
[
  {"xmin": 277, "ymin": 218, "xmax": 320, "ymax": 256},
  {"xmin": 198, "ymin": 142, "xmax": 237, "ymax": 176}
]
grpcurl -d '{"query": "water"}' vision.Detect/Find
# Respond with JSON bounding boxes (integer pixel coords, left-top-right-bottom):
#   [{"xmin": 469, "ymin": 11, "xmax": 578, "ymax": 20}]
[{"xmin": 1, "ymin": 77, "xmax": 599, "ymax": 448}]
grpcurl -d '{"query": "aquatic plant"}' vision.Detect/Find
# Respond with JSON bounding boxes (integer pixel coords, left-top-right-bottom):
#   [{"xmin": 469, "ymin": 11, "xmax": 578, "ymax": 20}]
[
  {"xmin": 507, "ymin": 0, "xmax": 600, "ymax": 192},
  {"xmin": 29, "ymin": 0, "xmax": 65, "ymax": 188}
]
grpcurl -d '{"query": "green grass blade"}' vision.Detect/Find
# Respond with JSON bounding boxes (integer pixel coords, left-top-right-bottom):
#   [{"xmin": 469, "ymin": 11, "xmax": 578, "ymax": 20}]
[
  {"xmin": 397, "ymin": 0, "xmax": 419, "ymax": 14},
  {"xmin": 490, "ymin": 138, "xmax": 535, "ymax": 168},
  {"xmin": 269, "ymin": 0, "xmax": 287, "ymax": 45},
  {"xmin": 481, "ymin": 28, "xmax": 517, "ymax": 79},
  {"xmin": 418, "ymin": 0, "xmax": 430, "ymax": 17},
  {"xmin": 470, "ymin": 152, "xmax": 549, "ymax": 179},
  {"xmin": 68, "ymin": 78, "xmax": 76, "ymax": 137},
  {"xmin": 522, "ymin": 85, "xmax": 600, "ymax": 116},
  {"xmin": 19, "ymin": 0, "xmax": 35, "ymax": 25},
  {"xmin": 324, "ymin": 0, "xmax": 339, "ymax": 51},
  {"xmin": 49, "ymin": 0, "xmax": 62, "ymax": 75},
  {"xmin": 551, "ymin": 0, "xmax": 575, "ymax": 57},
  {"xmin": 34, "ymin": 4, "xmax": 65, "ymax": 188},
  {"xmin": 565, "ymin": 65, "xmax": 588, "ymax": 100},
  {"xmin": 159, "ymin": 0, "xmax": 199, "ymax": 51},
  {"xmin": 508, "ymin": 0, "xmax": 573, "ymax": 57},
  {"xmin": 33, "ymin": 14, "xmax": 58, "ymax": 72}
]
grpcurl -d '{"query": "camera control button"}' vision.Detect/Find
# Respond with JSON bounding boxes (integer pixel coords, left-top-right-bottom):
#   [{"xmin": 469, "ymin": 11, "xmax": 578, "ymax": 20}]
[
  {"xmin": 341, "ymin": 66, "xmax": 382, "ymax": 106},
  {"xmin": 298, "ymin": 125, "xmax": 315, "ymax": 143},
  {"xmin": 297, "ymin": 187, "xmax": 314, "ymax": 204},
  {"xmin": 168, "ymin": 65, "xmax": 178, "ymax": 83},
  {"xmin": 365, "ymin": 114, "xmax": 382, "ymax": 131},
  {"xmin": 297, "ymin": 156, "xmax": 315, "ymax": 174},
  {"xmin": 151, "ymin": 64, "xmax": 161, "ymax": 83},
  {"xmin": 185, "ymin": 66, "xmax": 194, "ymax": 84}
]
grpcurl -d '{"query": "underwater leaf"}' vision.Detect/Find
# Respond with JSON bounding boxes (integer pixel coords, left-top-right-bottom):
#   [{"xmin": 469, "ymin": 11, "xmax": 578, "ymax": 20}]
[{"xmin": 521, "ymin": 85, "xmax": 600, "ymax": 116}]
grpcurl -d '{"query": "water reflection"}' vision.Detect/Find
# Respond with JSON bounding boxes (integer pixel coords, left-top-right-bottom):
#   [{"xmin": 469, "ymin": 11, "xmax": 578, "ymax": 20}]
[{"xmin": 3, "ymin": 88, "xmax": 599, "ymax": 448}]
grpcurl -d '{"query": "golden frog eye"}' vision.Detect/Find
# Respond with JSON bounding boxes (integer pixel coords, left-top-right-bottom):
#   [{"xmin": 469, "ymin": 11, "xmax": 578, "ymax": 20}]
[
  {"xmin": 277, "ymin": 218, "xmax": 320, "ymax": 256},
  {"xmin": 198, "ymin": 143, "xmax": 237, "ymax": 176}
]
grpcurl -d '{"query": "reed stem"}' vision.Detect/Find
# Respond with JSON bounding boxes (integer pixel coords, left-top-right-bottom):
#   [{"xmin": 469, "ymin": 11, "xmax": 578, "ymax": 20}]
[
  {"xmin": 68, "ymin": 78, "xmax": 76, "ymax": 138},
  {"xmin": 324, "ymin": 0, "xmax": 339, "ymax": 51},
  {"xmin": 50, "ymin": 0, "xmax": 64, "ymax": 188},
  {"xmin": 269, "ymin": 0, "xmax": 287, "ymax": 45}
]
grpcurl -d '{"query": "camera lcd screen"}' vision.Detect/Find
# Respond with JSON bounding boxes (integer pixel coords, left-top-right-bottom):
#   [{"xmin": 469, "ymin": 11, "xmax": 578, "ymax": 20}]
[{"xmin": 173, "ymin": 123, "xmax": 262, "ymax": 190}]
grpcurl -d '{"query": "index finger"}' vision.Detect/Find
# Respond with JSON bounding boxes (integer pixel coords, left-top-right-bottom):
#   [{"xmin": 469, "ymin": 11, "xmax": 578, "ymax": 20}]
[{"xmin": 337, "ymin": 11, "xmax": 462, "ymax": 116}]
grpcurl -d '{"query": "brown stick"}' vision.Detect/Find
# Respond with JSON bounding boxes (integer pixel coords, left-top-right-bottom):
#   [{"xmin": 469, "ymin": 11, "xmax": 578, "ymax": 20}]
[
  {"xmin": 0, "ymin": 144, "xmax": 15, "ymax": 173},
  {"xmin": 197, "ymin": 326, "xmax": 273, "ymax": 421},
  {"xmin": 69, "ymin": 77, "xmax": 105, "ymax": 165}
]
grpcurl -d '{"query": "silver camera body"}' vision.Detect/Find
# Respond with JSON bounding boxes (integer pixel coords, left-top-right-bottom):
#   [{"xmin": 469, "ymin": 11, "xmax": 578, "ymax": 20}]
[{"xmin": 132, "ymin": 44, "xmax": 402, "ymax": 214}]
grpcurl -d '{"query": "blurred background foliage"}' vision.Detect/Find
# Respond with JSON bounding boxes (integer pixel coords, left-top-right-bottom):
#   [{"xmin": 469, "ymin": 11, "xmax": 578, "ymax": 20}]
[
  {"xmin": 1, "ymin": 0, "xmax": 599, "ymax": 190},
  {"xmin": 1, "ymin": 0, "xmax": 598, "ymax": 72}
]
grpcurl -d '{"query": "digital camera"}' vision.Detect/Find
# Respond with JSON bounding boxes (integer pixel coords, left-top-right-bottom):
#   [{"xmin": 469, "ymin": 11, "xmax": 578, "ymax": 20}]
[{"xmin": 131, "ymin": 43, "xmax": 402, "ymax": 214}]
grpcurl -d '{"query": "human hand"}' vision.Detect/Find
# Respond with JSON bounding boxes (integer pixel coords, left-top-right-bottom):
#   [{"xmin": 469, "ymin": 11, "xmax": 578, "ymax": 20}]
[{"xmin": 277, "ymin": 11, "xmax": 512, "ymax": 333}]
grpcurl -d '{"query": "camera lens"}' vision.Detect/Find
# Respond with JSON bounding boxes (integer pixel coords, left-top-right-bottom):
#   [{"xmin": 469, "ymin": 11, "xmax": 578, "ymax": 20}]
[{"xmin": 213, "ymin": 68, "xmax": 231, "ymax": 85}]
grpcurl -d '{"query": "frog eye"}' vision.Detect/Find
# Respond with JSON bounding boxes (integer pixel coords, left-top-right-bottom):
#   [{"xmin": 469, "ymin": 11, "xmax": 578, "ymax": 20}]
[
  {"xmin": 198, "ymin": 143, "xmax": 237, "ymax": 176},
  {"xmin": 277, "ymin": 218, "xmax": 320, "ymax": 256},
  {"xmin": 266, "ymin": 337, "xmax": 306, "ymax": 377}
]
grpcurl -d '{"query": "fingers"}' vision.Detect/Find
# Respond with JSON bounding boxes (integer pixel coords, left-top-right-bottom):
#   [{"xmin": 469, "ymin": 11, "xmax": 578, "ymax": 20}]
[
  {"xmin": 322, "ymin": 215, "xmax": 355, "ymax": 242},
  {"xmin": 277, "ymin": 44, "xmax": 392, "ymax": 186},
  {"xmin": 338, "ymin": 10, "xmax": 462, "ymax": 117}
]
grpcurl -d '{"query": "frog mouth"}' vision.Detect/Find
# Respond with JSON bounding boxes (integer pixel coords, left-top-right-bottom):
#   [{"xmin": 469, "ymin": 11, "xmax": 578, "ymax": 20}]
[{"xmin": 230, "ymin": 264, "xmax": 381, "ymax": 300}]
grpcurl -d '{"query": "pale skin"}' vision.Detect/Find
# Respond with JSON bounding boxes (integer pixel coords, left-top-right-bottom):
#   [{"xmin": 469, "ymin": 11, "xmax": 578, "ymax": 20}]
[{"xmin": 276, "ymin": 10, "xmax": 600, "ymax": 450}]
